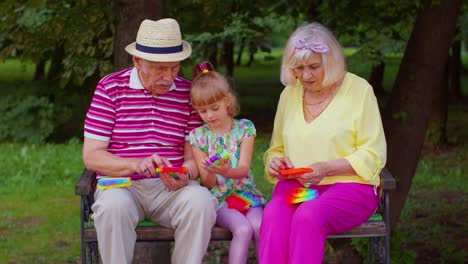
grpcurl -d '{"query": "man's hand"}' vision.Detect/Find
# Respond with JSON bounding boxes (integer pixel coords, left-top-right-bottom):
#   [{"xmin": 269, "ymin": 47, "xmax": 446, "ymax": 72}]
[
  {"xmin": 159, "ymin": 172, "xmax": 189, "ymax": 191},
  {"xmin": 137, "ymin": 153, "xmax": 189, "ymax": 191}
]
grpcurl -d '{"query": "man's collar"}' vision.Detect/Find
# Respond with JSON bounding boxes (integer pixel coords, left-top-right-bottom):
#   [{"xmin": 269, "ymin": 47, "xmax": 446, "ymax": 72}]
[{"xmin": 129, "ymin": 67, "xmax": 176, "ymax": 92}]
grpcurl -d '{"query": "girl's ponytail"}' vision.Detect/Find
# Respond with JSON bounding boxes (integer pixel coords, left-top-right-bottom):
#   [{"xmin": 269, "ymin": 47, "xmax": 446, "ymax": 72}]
[{"xmin": 192, "ymin": 61, "xmax": 215, "ymax": 79}]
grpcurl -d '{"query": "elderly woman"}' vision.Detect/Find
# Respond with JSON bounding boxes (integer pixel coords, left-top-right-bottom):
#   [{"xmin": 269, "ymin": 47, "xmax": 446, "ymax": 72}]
[{"xmin": 259, "ymin": 22, "xmax": 387, "ymax": 263}]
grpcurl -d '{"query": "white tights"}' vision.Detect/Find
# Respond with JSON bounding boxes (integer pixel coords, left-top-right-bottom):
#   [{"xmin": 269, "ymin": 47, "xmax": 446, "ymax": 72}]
[{"xmin": 216, "ymin": 204, "xmax": 263, "ymax": 263}]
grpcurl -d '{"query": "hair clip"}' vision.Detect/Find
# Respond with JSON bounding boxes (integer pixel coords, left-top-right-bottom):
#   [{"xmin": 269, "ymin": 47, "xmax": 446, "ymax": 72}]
[
  {"xmin": 199, "ymin": 63, "xmax": 209, "ymax": 74},
  {"xmin": 291, "ymin": 37, "xmax": 329, "ymax": 53}
]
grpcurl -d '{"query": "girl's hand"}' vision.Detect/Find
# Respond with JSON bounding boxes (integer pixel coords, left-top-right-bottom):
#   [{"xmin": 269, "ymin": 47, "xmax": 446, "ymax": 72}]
[
  {"xmin": 297, "ymin": 162, "xmax": 327, "ymax": 187},
  {"xmin": 268, "ymin": 156, "xmax": 293, "ymax": 181},
  {"xmin": 202, "ymin": 157, "xmax": 230, "ymax": 176}
]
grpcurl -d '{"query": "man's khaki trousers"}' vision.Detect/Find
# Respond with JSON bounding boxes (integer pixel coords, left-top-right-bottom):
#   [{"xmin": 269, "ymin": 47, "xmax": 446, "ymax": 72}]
[{"xmin": 92, "ymin": 179, "xmax": 217, "ymax": 264}]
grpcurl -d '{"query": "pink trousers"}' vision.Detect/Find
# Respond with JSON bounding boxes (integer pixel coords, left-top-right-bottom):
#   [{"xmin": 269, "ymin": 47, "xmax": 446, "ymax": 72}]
[{"xmin": 259, "ymin": 180, "xmax": 378, "ymax": 264}]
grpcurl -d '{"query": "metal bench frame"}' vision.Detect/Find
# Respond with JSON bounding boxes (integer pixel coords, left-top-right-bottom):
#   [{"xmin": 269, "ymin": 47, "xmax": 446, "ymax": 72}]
[{"xmin": 75, "ymin": 168, "xmax": 395, "ymax": 263}]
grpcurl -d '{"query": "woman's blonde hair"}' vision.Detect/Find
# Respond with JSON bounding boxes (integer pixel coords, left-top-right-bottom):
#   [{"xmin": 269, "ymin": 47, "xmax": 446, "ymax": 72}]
[
  {"xmin": 190, "ymin": 61, "xmax": 240, "ymax": 117},
  {"xmin": 280, "ymin": 22, "xmax": 346, "ymax": 87}
]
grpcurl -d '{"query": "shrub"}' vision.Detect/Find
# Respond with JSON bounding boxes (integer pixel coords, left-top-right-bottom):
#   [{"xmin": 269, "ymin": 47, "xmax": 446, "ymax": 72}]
[{"xmin": 0, "ymin": 95, "xmax": 55, "ymax": 143}]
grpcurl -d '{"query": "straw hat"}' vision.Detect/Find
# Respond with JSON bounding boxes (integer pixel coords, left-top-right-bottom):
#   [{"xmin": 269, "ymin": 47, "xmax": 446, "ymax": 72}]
[{"xmin": 125, "ymin": 18, "xmax": 192, "ymax": 62}]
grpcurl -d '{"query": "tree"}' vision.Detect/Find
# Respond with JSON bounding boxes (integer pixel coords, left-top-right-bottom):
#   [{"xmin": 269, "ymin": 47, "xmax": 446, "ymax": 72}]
[
  {"xmin": 0, "ymin": 1, "xmax": 115, "ymax": 86},
  {"xmin": 425, "ymin": 59, "xmax": 449, "ymax": 149},
  {"xmin": 169, "ymin": 0, "xmax": 275, "ymax": 78},
  {"xmin": 382, "ymin": 0, "xmax": 462, "ymax": 228},
  {"xmin": 448, "ymin": 25, "xmax": 462, "ymax": 99},
  {"xmin": 0, "ymin": 0, "xmax": 116, "ymax": 141},
  {"xmin": 319, "ymin": 0, "xmax": 417, "ymax": 94},
  {"xmin": 113, "ymin": 0, "xmax": 165, "ymax": 71}
]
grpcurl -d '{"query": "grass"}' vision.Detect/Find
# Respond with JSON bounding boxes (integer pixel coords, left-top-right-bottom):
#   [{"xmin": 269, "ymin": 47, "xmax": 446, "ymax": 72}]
[
  {"xmin": 0, "ymin": 140, "xmax": 83, "ymax": 263},
  {"xmin": 0, "ymin": 60, "xmax": 36, "ymax": 82},
  {"xmin": 397, "ymin": 105, "xmax": 468, "ymax": 263},
  {"xmin": 0, "ymin": 51, "xmax": 467, "ymax": 263}
]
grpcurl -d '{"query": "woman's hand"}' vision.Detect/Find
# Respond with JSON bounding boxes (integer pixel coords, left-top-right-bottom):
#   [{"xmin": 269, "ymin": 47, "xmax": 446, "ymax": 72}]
[
  {"xmin": 297, "ymin": 162, "xmax": 327, "ymax": 187},
  {"xmin": 268, "ymin": 156, "xmax": 294, "ymax": 181}
]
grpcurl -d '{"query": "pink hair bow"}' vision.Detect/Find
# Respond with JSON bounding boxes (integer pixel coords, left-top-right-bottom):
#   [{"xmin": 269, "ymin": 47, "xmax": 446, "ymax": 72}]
[
  {"xmin": 292, "ymin": 37, "xmax": 329, "ymax": 53},
  {"xmin": 199, "ymin": 63, "xmax": 209, "ymax": 73}
]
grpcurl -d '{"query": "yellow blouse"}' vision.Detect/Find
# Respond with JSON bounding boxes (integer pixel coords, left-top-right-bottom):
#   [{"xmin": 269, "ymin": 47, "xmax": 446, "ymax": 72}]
[{"xmin": 264, "ymin": 72, "xmax": 386, "ymax": 186}]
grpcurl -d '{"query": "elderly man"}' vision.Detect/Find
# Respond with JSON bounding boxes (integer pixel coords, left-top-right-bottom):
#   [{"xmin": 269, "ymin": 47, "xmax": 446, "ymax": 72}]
[{"xmin": 83, "ymin": 18, "xmax": 217, "ymax": 264}]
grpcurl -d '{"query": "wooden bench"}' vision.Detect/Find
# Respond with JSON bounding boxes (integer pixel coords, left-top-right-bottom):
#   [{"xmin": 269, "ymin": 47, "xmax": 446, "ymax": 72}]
[{"xmin": 75, "ymin": 168, "xmax": 395, "ymax": 263}]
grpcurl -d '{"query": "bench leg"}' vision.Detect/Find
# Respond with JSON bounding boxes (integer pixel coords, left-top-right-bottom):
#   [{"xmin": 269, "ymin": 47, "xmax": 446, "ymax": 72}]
[
  {"xmin": 369, "ymin": 237, "xmax": 376, "ymax": 263},
  {"xmin": 369, "ymin": 237, "xmax": 386, "ymax": 264},
  {"xmin": 84, "ymin": 242, "xmax": 99, "ymax": 264},
  {"xmin": 81, "ymin": 239, "xmax": 86, "ymax": 264},
  {"xmin": 385, "ymin": 233, "xmax": 390, "ymax": 264}
]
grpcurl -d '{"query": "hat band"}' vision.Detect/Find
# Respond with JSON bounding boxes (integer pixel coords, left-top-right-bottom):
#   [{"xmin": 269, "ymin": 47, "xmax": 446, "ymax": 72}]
[{"xmin": 136, "ymin": 43, "xmax": 183, "ymax": 54}]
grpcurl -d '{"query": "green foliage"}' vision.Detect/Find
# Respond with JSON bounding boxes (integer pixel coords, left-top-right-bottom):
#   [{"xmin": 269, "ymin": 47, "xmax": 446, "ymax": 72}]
[
  {"xmin": 319, "ymin": 0, "xmax": 418, "ymax": 68},
  {"xmin": 17, "ymin": 7, "xmax": 53, "ymax": 28},
  {"xmin": 171, "ymin": 0, "xmax": 283, "ymax": 65},
  {"xmin": 0, "ymin": 95, "xmax": 55, "ymax": 144},
  {"xmin": 0, "ymin": 0, "xmax": 115, "ymax": 86}
]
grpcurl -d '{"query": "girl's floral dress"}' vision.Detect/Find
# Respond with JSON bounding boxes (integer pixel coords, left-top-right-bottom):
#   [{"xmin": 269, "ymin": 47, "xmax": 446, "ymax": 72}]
[{"xmin": 189, "ymin": 119, "xmax": 266, "ymax": 209}]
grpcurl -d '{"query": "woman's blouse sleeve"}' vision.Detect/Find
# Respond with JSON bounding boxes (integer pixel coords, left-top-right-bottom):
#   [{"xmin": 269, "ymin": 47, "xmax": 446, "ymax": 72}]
[{"xmin": 344, "ymin": 86, "xmax": 387, "ymax": 182}]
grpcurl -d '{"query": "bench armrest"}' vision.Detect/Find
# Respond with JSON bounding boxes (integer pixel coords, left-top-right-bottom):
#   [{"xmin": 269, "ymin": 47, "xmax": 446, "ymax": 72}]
[
  {"xmin": 380, "ymin": 167, "xmax": 396, "ymax": 191},
  {"xmin": 75, "ymin": 168, "xmax": 97, "ymax": 196}
]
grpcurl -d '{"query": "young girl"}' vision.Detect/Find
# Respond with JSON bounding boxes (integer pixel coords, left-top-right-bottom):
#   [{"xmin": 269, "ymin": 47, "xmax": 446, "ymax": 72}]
[{"xmin": 188, "ymin": 62, "xmax": 265, "ymax": 263}]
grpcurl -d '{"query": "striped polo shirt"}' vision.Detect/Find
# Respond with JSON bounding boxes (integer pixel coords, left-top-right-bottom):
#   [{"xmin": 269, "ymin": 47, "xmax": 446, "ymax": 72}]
[{"xmin": 84, "ymin": 67, "xmax": 203, "ymax": 179}]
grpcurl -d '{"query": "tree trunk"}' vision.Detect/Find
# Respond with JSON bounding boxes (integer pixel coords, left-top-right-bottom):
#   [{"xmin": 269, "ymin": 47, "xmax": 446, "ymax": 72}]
[
  {"xmin": 305, "ymin": 0, "xmax": 320, "ymax": 22},
  {"xmin": 369, "ymin": 61, "xmax": 386, "ymax": 96},
  {"xmin": 236, "ymin": 37, "xmax": 245, "ymax": 66},
  {"xmin": 47, "ymin": 44, "xmax": 64, "ymax": 81},
  {"xmin": 246, "ymin": 52, "xmax": 254, "ymax": 67},
  {"xmin": 222, "ymin": 41, "xmax": 234, "ymax": 78},
  {"xmin": 448, "ymin": 26, "xmax": 462, "ymax": 99},
  {"xmin": 425, "ymin": 60, "xmax": 449, "ymax": 148},
  {"xmin": 33, "ymin": 58, "xmax": 46, "ymax": 81},
  {"xmin": 207, "ymin": 42, "xmax": 218, "ymax": 69},
  {"xmin": 382, "ymin": 0, "xmax": 462, "ymax": 229},
  {"xmin": 113, "ymin": 0, "xmax": 165, "ymax": 71}
]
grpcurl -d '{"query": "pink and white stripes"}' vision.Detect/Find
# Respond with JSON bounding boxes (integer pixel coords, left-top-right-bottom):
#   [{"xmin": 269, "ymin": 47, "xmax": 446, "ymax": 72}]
[{"xmin": 84, "ymin": 68, "xmax": 203, "ymax": 179}]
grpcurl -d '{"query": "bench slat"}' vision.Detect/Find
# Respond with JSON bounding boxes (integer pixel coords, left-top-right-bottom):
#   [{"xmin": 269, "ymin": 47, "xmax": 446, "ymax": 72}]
[
  {"xmin": 84, "ymin": 226, "xmax": 233, "ymax": 242},
  {"xmin": 84, "ymin": 221, "xmax": 385, "ymax": 242},
  {"xmin": 328, "ymin": 221, "xmax": 386, "ymax": 238}
]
